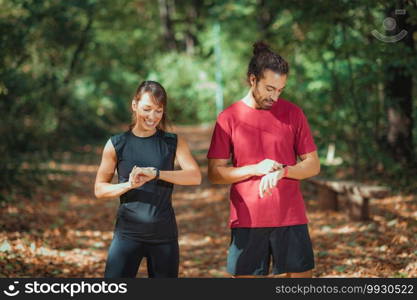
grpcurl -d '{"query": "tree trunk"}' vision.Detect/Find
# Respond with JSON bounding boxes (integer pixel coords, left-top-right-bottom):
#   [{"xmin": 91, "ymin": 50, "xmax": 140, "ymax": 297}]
[
  {"xmin": 384, "ymin": 3, "xmax": 415, "ymax": 166},
  {"xmin": 158, "ymin": 0, "xmax": 177, "ymax": 51},
  {"xmin": 184, "ymin": 1, "xmax": 200, "ymax": 55},
  {"xmin": 257, "ymin": 0, "xmax": 278, "ymax": 40}
]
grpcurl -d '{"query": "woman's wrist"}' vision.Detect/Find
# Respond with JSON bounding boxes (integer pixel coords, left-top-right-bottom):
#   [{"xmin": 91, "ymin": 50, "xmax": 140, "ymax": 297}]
[
  {"xmin": 153, "ymin": 168, "xmax": 160, "ymax": 180},
  {"xmin": 124, "ymin": 181, "xmax": 133, "ymax": 190}
]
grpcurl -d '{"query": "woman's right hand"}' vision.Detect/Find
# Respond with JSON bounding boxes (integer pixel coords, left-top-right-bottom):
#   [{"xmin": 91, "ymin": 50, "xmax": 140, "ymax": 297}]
[{"xmin": 128, "ymin": 166, "xmax": 151, "ymax": 189}]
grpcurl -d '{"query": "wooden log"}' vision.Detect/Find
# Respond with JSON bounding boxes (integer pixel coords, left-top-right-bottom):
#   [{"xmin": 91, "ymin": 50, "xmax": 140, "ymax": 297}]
[
  {"xmin": 307, "ymin": 177, "xmax": 390, "ymax": 221},
  {"xmin": 317, "ymin": 185, "xmax": 338, "ymax": 211},
  {"xmin": 346, "ymin": 192, "xmax": 369, "ymax": 221},
  {"xmin": 346, "ymin": 185, "xmax": 390, "ymax": 199},
  {"xmin": 308, "ymin": 178, "xmax": 389, "ymax": 198}
]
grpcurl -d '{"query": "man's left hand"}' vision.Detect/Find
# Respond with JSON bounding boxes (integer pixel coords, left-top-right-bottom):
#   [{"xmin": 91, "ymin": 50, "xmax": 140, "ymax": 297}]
[{"xmin": 259, "ymin": 169, "xmax": 285, "ymax": 198}]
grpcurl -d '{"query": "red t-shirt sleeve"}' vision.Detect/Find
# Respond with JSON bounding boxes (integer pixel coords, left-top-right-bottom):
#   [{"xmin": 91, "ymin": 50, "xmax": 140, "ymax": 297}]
[
  {"xmin": 294, "ymin": 109, "xmax": 317, "ymax": 156},
  {"xmin": 207, "ymin": 113, "xmax": 232, "ymax": 159}
]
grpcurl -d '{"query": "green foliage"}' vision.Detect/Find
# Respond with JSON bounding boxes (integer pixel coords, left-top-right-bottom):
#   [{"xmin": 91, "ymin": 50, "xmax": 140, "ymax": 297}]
[
  {"xmin": 1, "ymin": 0, "xmax": 417, "ymax": 196},
  {"xmin": 149, "ymin": 53, "xmax": 218, "ymax": 124}
]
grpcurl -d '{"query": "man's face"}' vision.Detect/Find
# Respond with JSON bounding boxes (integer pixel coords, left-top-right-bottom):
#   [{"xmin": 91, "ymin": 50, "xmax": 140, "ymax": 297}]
[{"xmin": 251, "ymin": 69, "xmax": 287, "ymax": 110}]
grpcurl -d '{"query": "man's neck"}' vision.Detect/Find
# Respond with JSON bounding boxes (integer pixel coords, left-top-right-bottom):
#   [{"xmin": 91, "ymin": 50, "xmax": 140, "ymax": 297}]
[{"xmin": 242, "ymin": 90, "xmax": 257, "ymax": 108}]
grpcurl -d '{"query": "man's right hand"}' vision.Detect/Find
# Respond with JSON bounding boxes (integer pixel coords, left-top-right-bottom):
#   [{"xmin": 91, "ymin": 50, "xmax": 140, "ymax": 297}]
[{"xmin": 252, "ymin": 159, "xmax": 283, "ymax": 176}]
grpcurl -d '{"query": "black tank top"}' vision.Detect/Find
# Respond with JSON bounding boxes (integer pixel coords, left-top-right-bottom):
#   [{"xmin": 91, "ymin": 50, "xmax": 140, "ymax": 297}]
[{"xmin": 110, "ymin": 129, "xmax": 178, "ymax": 243}]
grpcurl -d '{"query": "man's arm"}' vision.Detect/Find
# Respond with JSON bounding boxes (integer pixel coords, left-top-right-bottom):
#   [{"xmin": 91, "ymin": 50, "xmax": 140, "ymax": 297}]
[
  {"xmin": 285, "ymin": 151, "xmax": 320, "ymax": 180},
  {"xmin": 258, "ymin": 151, "xmax": 320, "ymax": 197},
  {"xmin": 208, "ymin": 159, "xmax": 254, "ymax": 184},
  {"xmin": 208, "ymin": 158, "xmax": 282, "ymax": 184}
]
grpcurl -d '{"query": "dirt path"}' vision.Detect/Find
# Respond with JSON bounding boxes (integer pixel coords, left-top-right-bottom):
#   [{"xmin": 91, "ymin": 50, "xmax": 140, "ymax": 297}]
[{"xmin": 1, "ymin": 125, "xmax": 416, "ymax": 277}]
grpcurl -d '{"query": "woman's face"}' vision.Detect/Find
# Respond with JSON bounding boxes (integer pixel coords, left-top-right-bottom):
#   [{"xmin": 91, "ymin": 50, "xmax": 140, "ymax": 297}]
[{"xmin": 133, "ymin": 92, "xmax": 164, "ymax": 131}]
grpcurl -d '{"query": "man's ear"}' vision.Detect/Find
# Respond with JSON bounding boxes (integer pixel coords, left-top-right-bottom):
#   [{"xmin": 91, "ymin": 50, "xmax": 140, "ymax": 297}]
[{"xmin": 249, "ymin": 74, "xmax": 257, "ymax": 87}]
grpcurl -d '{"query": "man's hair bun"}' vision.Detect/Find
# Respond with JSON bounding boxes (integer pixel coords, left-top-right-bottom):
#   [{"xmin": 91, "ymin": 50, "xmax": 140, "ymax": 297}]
[{"xmin": 253, "ymin": 41, "xmax": 271, "ymax": 56}]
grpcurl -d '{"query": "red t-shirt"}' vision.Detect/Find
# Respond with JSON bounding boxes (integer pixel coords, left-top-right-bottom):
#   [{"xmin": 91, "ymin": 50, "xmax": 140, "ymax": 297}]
[{"xmin": 207, "ymin": 99, "xmax": 317, "ymax": 228}]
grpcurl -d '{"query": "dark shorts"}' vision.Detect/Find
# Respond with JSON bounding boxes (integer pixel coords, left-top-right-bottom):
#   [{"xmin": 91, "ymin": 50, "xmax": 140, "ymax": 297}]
[{"xmin": 227, "ymin": 224, "xmax": 315, "ymax": 276}]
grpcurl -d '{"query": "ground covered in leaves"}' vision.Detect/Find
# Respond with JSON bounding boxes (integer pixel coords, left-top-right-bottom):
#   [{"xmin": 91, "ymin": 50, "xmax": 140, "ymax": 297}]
[{"xmin": 1, "ymin": 125, "xmax": 416, "ymax": 278}]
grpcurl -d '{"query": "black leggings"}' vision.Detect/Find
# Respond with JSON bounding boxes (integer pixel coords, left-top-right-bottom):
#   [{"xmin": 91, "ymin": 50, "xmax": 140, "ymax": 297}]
[{"xmin": 104, "ymin": 232, "xmax": 179, "ymax": 278}]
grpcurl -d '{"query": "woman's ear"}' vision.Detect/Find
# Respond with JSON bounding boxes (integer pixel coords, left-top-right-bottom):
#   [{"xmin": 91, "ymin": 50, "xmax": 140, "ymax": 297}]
[{"xmin": 131, "ymin": 99, "xmax": 137, "ymax": 111}]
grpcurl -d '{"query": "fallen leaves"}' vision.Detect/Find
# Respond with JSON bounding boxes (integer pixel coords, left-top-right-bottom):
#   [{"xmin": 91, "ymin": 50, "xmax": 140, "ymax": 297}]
[{"xmin": 1, "ymin": 125, "xmax": 416, "ymax": 278}]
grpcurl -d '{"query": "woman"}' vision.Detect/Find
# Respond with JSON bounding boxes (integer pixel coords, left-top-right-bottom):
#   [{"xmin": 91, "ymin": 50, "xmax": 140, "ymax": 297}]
[{"xmin": 94, "ymin": 80, "xmax": 201, "ymax": 278}]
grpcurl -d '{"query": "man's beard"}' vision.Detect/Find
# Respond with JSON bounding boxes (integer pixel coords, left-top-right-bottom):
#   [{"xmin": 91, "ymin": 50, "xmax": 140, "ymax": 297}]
[{"xmin": 252, "ymin": 87, "xmax": 273, "ymax": 110}]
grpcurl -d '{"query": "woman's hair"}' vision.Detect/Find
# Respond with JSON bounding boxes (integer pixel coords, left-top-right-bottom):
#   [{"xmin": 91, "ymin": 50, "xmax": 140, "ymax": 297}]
[
  {"xmin": 247, "ymin": 41, "xmax": 289, "ymax": 84},
  {"xmin": 130, "ymin": 80, "xmax": 168, "ymax": 130}
]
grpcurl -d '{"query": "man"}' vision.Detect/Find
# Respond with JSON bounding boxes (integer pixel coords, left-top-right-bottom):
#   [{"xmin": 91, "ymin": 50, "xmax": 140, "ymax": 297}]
[{"xmin": 207, "ymin": 41, "xmax": 320, "ymax": 278}]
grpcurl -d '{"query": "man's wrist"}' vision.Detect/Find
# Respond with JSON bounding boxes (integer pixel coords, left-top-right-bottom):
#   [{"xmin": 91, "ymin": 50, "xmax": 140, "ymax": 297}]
[
  {"xmin": 283, "ymin": 166, "xmax": 289, "ymax": 178},
  {"xmin": 247, "ymin": 164, "xmax": 257, "ymax": 177}
]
